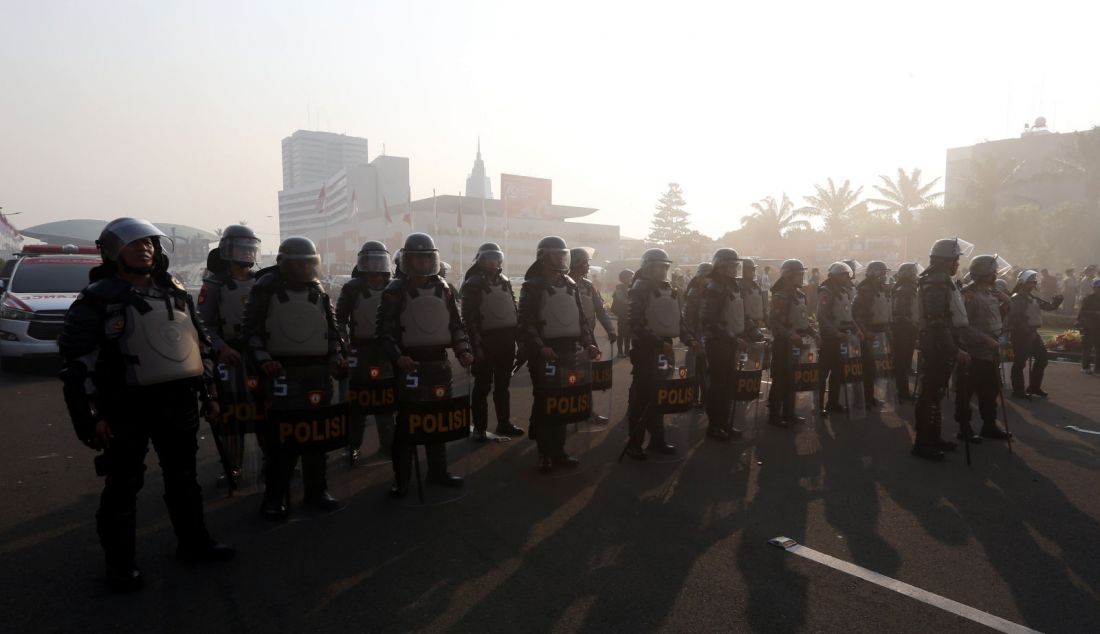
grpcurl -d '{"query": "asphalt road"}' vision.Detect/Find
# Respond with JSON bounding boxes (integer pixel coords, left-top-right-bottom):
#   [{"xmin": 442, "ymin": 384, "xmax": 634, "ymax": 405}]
[{"xmin": 2, "ymin": 356, "xmax": 1099, "ymax": 633}]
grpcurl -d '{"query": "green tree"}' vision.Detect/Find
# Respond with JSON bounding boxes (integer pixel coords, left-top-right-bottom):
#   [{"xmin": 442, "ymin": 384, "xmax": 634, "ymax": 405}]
[
  {"xmin": 648, "ymin": 182, "xmax": 693, "ymax": 247},
  {"xmin": 740, "ymin": 194, "xmax": 811, "ymax": 240},
  {"xmin": 797, "ymin": 178, "xmax": 864, "ymax": 235},
  {"xmin": 868, "ymin": 168, "xmax": 943, "ymax": 229}
]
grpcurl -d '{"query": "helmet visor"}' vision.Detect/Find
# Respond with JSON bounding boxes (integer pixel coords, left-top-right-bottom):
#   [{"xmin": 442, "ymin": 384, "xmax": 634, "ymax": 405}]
[
  {"xmin": 357, "ymin": 251, "xmax": 392, "ymax": 274},
  {"xmin": 280, "ymin": 254, "xmax": 320, "ymax": 283},
  {"xmin": 544, "ymin": 249, "xmax": 569, "ymax": 272},
  {"xmin": 223, "ymin": 237, "xmax": 260, "ymax": 264},
  {"xmin": 477, "ymin": 249, "xmax": 504, "ymax": 269},
  {"xmin": 99, "ymin": 219, "xmax": 171, "ymax": 260},
  {"xmin": 643, "ymin": 261, "xmax": 672, "ymax": 282},
  {"xmin": 719, "ymin": 260, "xmax": 743, "ymax": 279},
  {"xmin": 403, "ymin": 251, "xmax": 440, "ymax": 277}
]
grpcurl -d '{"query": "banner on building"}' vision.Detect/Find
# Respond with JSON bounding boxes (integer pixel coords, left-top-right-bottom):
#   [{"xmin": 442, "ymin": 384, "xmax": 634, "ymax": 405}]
[{"xmin": 501, "ymin": 174, "xmax": 553, "ymax": 219}]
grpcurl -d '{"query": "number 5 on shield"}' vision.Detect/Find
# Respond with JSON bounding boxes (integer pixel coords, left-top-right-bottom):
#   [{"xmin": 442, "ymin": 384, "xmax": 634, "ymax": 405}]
[{"xmin": 273, "ymin": 376, "xmax": 288, "ymax": 396}]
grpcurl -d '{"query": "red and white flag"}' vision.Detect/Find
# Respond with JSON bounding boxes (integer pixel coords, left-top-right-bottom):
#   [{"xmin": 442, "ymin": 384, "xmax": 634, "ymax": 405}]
[
  {"xmin": 383, "ymin": 196, "xmax": 393, "ymax": 225},
  {"xmin": 315, "ymin": 183, "xmax": 327, "ymax": 214},
  {"xmin": 350, "ymin": 189, "xmax": 359, "ymax": 216},
  {"xmin": 403, "ymin": 193, "xmax": 413, "ymax": 227}
]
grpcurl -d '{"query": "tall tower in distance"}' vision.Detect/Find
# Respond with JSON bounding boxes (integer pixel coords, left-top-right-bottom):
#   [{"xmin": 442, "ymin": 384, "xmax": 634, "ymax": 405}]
[
  {"xmin": 281, "ymin": 130, "xmax": 370, "ymax": 190},
  {"xmin": 464, "ymin": 138, "xmax": 494, "ymax": 199}
]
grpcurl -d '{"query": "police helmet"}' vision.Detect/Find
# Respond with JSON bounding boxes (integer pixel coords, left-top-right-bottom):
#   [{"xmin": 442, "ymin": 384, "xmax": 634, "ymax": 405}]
[
  {"xmin": 401, "ymin": 232, "xmax": 440, "ymax": 277},
  {"xmin": 780, "ymin": 259, "xmax": 807, "ymax": 276},
  {"xmin": 439, "ymin": 262, "xmax": 450, "ymax": 278},
  {"xmin": 969, "ymin": 254, "xmax": 999, "ymax": 280},
  {"xmin": 96, "ymin": 218, "xmax": 170, "ymax": 263},
  {"xmin": 640, "ymin": 248, "xmax": 673, "ymax": 282},
  {"xmin": 741, "ymin": 256, "xmax": 757, "ymax": 272},
  {"xmin": 1017, "ymin": 269, "xmax": 1039, "ymax": 286},
  {"xmin": 537, "ymin": 236, "xmax": 570, "ymax": 272},
  {"xmin": 218, "ymin": 224, "xmax": 260, "ymax": 266},
  {"xmin": 569, "ymin": 247, "xmax": 590, "ymax": 270},
  {"xmin": 711, "ymin": 247, "xmax": 741, "ymax": 279},
  {"xmin": 696, "ymin": 262, "xmax": 714, "ymax": 276},
  {"xmin": 356, "ymin": 240, "xmax": 391, "ymax": 274},
  {"xmin": 475, "ymin": 242, "xmax": 504, "ymax": 269},
  {"xmin": 896, "ymin": 262, "xmax": 919, "ymax": 281},
  {"xmin": 865, "ymin": 260, "xmax": 889, "ymax": 280},
  {"xmin": 276, "ymin": 236, "xmax": 321, "ymax": 283},
  {"xmin": 930, "ymin": 237, "xmax": 965, "ymax": 259},
  {"xmin": 827, "ymin": 261, "xmax": 854, "ymax": 280},
  {"xmin": 619, "ymin": 269, "xmax": 635, "ymax": 284}
]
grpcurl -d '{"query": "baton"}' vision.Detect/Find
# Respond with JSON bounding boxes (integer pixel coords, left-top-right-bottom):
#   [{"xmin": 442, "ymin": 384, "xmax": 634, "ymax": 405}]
[{"xmin": 997, "ymin": 351, "xmax": 1013, "ymax": 454}]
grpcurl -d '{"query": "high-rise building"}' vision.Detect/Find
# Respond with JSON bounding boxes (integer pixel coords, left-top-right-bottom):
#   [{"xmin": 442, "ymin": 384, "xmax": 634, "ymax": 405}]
[
  {"xmin": 281, "ymin": 130, "xmax": 370, "ymax": 190},
  {"xmin": 464, "ymin": 139, "xmax": 494, "ymax": 199}
]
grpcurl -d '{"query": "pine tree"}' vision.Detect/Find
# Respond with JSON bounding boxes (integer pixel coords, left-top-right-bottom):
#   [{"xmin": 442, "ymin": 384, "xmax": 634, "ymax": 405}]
[{"xmin": 648, "ymin": 182, "xmax": 692, "ymax": 247}]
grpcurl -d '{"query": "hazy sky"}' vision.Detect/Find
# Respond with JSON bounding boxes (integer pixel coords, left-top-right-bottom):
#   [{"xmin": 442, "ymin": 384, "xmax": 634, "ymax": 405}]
[{"xmin": 3, "ymin": 0, "xmax": 1099, "ymax": 244}]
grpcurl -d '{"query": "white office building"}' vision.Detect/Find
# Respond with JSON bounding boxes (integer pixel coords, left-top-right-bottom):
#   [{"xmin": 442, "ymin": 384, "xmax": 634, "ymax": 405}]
[{"xmin": 281, "ymin": 130, "xmax": 370, "ymax": 190}]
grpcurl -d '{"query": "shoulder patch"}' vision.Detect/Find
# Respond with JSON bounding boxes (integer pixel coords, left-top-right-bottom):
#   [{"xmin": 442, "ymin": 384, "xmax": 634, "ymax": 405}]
[{"xmin": 197, "ymin": 285, "xmax": 208, "ymax": 305}]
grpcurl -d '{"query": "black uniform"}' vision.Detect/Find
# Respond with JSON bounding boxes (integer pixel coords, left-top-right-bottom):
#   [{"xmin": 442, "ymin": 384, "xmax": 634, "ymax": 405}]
[
  {"xmin": 517, "ymin": 268, "xmax": 595, "ymax": 460},
  {"xmin": 853, "ymin": 277, "xmax": 891, "ymax": 402},
  {"xmin": 628, "ymin": 275, "xmax": 694, "ymax": 447},
  {"xmin": 59, "ymin": 269, "xmax": 222, "ymax": 577},
  {"xmin": 377, "ymin": 275, "xmax": 470, "ymax": 484},
  {"xmin": 767, "ymin": 278, "xmax": 816, "ymax": 422},
  {"xmin": 460, "ymin": 267, "xmax": 519, "ymax": 434},
  {"xmin": 816, "ymin": 279, "xmax": 861, "ymax": 412},
  {"xmin": 913, "ymin": 266, "xmax": 968, "ymax": 453},
  {"xmin": 699, "ymin": 274, "xmax": 744, "ymax": 436},
  {"xmin": 891, "ymin": 279, "xmax": 919, "ymax": 399},
  {"xmin": 242, "ymin": 267, "xmax": 344, "ymax": 506},
  {"xmin": 335, "ymin": 274, "xmax": 394, "ymax": 454}
]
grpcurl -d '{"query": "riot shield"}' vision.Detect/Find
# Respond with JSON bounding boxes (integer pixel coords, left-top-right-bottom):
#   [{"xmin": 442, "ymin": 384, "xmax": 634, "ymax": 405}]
[
  {"xmin": 790, "ymin": 336, "xmax": 823, "ymax": 424},
  {"xmin": 209, "ymin": 358, "xmax": 265, "ymax": 497},
  {"xmin": 533, "ymin": 345, "xmax": 594, "ymax": 477},
  {"xmin": 261, "ymin": 360, "xmax": 351, "ymax": 518},
  {"xmin": 395, "ymin": 355, "xmax": 473, "ymax": 505},
  {"xmin": 839, "ymin": 333, "xmax": 867, "ymax": 420},
  {"xmin": 869, "ymin": 332, "xmax": 896, "ymax": 410},
  {"xmin": 581, "ymin": 358, "xmax": 615, "ymax": 434},
  {"xmin": 345, "ymin": 341, "xmax": 398, "ymax": 468},
  {"xmin": 649, "ymin": 347, "xmax": 701, "ymax": 462},
  {"xmin": 733, "ymin": 340, "xmax": 768, "ymax": 433}
]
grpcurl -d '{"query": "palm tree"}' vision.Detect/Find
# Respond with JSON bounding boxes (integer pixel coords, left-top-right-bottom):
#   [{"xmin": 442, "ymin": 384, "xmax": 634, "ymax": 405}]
[
  {"xmin": 741, "ymin": 194, "xmax": 811, "ymax": 240},
  {"xmin": 797, "ymin": 178, "xmax": 864, "ymax": 235},
  {"xmin": 867, "ymin": 168, "xmax": 943, "ymax": 228}
]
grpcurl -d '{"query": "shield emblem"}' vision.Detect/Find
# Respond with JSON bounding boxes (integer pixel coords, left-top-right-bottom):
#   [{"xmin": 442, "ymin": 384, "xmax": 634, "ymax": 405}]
[
  {"xmin": 369, "ymin": 366, "xmax": 381, "ymax": 380},
  {"xmin": 678, "ymin": 367, "xmax": 687, "ymax": 378},
  {"xmin": 567, "ymin": 372, "xmax": 578, "ymax": 386},
  {"xmin": 307, "ymin": 391, "xmax": 324, "ymax": 406},
  {"xmin": 433, "ymin": 385, "xmax": 446, "ymax": 399},
  {"xmin": 245, "ymin": 376, "xmax": 259, "ymax": 391}
]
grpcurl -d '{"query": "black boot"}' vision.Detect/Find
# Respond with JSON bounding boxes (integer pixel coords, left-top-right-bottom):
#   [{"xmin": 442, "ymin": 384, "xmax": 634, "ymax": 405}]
[
  {"xmin": 304, "ymin": 490, "xmax": 341, "ymax": 510},
  {"xmin": 176, "ymin": 538, "xmax": 236, "ymax": 563},
  {"xmin": 646, "ymin": 441, "xmax": 676, "ymax": 455},
  {"xmin": 955, "ymin": 420, "xmax": 982, "ymax": 445},
  {"xmin": 105, "ymin": 564, "xmax": 143, "ymax": 592},
  {"xmin": 495, "ymin": 421, "xmax": 525, "ymax": 437},
  {"xmin": 1026, "ymin": 387, "xmax": 1049, "ymax": 398},
  {"xmin": 980, "ymin": 422, "xmax": 1013, "ymax": 440},
  {"xmin": 624, "ymin": 444, "xmax": 647, "ymax": 461},
  {"xmin": 260, "ymin": 495, "xmax": 288, "ymax": 521}
]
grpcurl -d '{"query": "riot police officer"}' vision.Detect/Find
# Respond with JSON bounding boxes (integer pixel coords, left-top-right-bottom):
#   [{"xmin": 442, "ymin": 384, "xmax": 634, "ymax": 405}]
[
  {"xmin": 699, "ymin": 248, "xmax": 747, "ymax": 442},
  {"xmin": 335, "ymin": 240, "xmax": 396, "ymax": 462},
  {"xmin": 623, "ymin": 248, "xmax": 699, "ymax": 458},
  {"xmin": 59, "ymin": 218, "xmax": 234, "ymax": 591},
  {"xmin": 853, "ymin": 260, "xmax": 891, "ymax": 406},
  {"xmin": 683, "ymin": 262, "xmax": 713, "ymax": 407},
  {"xmin": 816, "ymin": 262, "xmax": 861, "ymax": 416},
  {"xmin": 912, "ymin": 238, "xmax": 970, "ymax": 461},
  {"xmin": 891, "ymin": 262, "xmax": 920, "ymax": 401},
  {"xmin": 518, "ymin": 236, "xmax": 599, "ymax": 472},
  {"xmin": 570, "ymin": 247, "xmax": 617, "ymax": 425},
  {"xmin": 377, "ymin": 233, "xmax": 473, "ymax": 496},
  {"xmin": 243, "ymin": 237, "xmax": 345, "ymax": 519},
  {"xmin": 610, "ymin": 269, "xmax": 633, "ymax": 358},
  {"xmin": 955, "ymin": 255, "xmax": 1012, "ymax": 443},
  {"xmin": 741, "ymin": 257, "xmax": 768, "ymax": 339},
  {"xmin": 1007, "ymin": 270, "xmax": 1062, "ymax": 398},
  {"xmin": 460, "ymin": 242, "xmax": 524, "ymax": 441},
  {"xmin": 197, "ymin": 224, "xmax": 261, "ymax": 484},
  {"xmin": 767, "ymin": 259, "xmax": 817, "ymax": 427}
]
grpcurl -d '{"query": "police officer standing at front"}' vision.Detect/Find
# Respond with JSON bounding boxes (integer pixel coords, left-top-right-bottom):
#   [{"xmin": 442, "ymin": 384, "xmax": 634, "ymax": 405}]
[
  {"xmin": 570, "ymin": 247, "xmax": 617, "ymax": 425},
  {"xmin": 699, "ymin": 248, "xmax": 747, "ymax": 442},
  {"xmin": 955, "ymin": 255, "xmax": 1013, "ymax": 443},
  {"xmin": 59, "ymin": 218, "xmax": 234, "ymax": 592},
  {"xmin": 197, "ymin": 224, "xmax": 262, "ymax": 484},
  {"xmin": 891, "ymin": 263, "xmax": 920, "ymax": 401},
  {"xmin": 377, "ymin": 233, "xmax": 473, "ymax": 496},
  {"xmin": 243, "ymin": 236, "xmax": 345, "ymax": 519},
  {"xmin": 460, "ymin": 242, "xmax": 525, "ymax": 441},
  {"xmin": 518, "ymin": 236, "xmax": 599, "ymax": 472},
  {"xmin": 816, "ymin": 262, "xmax": 861, "ymax": 416},
  {"xmin": 912, "ymin": 238, "xmax": 970, "ymax": 461},
  {"xmin": 767, "ymin": 259, "xmax": 817, "ymax": 427},
  {"xmin": 623, "ymin": 248, "xmax": 698, "ymax": 458},
  {"xmin": 852, "ymin": 260, "xmax": 891, "ymax": 407},
  {"xmin": 335, "ymin": 240, "xmax": 396, "ymax": 462}
]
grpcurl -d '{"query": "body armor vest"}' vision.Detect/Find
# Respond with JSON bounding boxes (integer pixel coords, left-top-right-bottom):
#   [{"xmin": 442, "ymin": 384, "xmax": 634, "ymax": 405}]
[
  {"xmin": 265, "ymin": 288, "xmax": 329, "ymax": 356},
  {"xmin": 789, "ymin": 294, "xmax": 810, "ymax": 331},
  {"xmin": 119, "ymin": 292, "xmax": 204, "ymax": 386},
  {"xmin": 219, "ymin": 277, "xmax": 255, "ymax": 341},
  {"xmin": 479, "ymin": 280, "xmax": 517, "ymax": 330},
  {"xmin": 577, "ymin": 282, "xmax": 597, "ymax": 329},
  {"xmin": 645, "ymin": 286, "xmax": 681, "ymax": 338},
  {"xmin": 351, "ymin": 288, "xmax": 383, "ymax": 340},
  {"xmin": 1025, "ymin": 296, "xmax": 1042, "ymax": 328},
  {"xmin": 743, "ymin": 286, "xmax": 764, "ymax": 321},
  {"xmin": 718, "ymin": 288, "xmax": 745, "ymax": 337},
  {"xmin": 870, "ymin": 289, "xmax": 891, "ymax": 327},
  {"xmin": 948, "ymin": 284, "xmax": 969, "ymax": 328},
  {"xmin": 893, "ymin": 284, "xmax": 919, "ymax": 323},
  {"xmin": 830, "ymin": 287, "xmax": 855, "ymax": 326},
  {"xmin": 401, "ymin": 284, "xmax": 452, "ymax": 348},
  {"xmin": 970, "ymin": 287, "xmax": 1003, "ymax": 336},
  {"xmin": 540, "ymin": 284, "xmax": 582, "ymax": 340}
]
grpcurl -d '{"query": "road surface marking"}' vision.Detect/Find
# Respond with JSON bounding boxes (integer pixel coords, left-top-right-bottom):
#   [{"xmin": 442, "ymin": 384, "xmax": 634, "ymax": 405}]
[
  {"xmin": 769, "ymin": 536, "xmax": 1042, "ymax": 634},
  {"xmin": 1064, "ymin": 425, "xmax": 1100, "ymax": 436}
]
